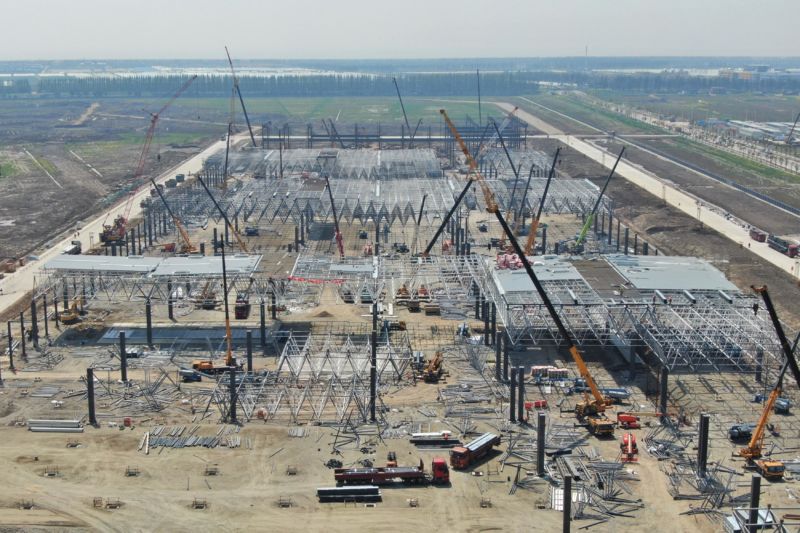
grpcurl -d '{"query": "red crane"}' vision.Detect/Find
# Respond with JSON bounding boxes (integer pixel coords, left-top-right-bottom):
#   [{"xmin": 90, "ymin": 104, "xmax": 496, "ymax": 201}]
[{"xmin": 101, "ymin": 75, "xmax": 198, "ymax": 244}]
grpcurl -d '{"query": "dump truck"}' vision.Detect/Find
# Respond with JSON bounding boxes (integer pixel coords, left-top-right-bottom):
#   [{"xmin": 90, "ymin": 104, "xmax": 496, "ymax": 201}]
[
  {"xmin": 450, "ymin": 433, "xmax": 501, "ymax": 469},
  {"xmin": 767, "ymin": 235, "xmax": 799, "ymax": 257},
  {"xmin": 334, "ymin": 458, "xmax": 449, "ymax": 485}
]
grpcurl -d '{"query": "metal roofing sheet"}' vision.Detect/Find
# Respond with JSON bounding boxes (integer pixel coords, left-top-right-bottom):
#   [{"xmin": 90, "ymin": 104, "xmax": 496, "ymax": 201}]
[
  {"xmin": 43, "ymin": 255, "xmax": 161, "ymax": 273},
  {"xmin": 151, "ymin": 255, "xmax": 261, "ymax": 277},
  {"xmin": 604, "ymin": 254, "xmax": 737, "ymax": 292}
]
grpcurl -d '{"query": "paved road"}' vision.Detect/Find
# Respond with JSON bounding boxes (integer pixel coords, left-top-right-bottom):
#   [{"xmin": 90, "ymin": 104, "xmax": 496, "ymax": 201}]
[
  {"xmin": 496, "ymin": 102, "xmax": 800, "ymax": 279},
  {"xmin": 0, "ymin": 138, "xmax": 229, "ymax": 316}
]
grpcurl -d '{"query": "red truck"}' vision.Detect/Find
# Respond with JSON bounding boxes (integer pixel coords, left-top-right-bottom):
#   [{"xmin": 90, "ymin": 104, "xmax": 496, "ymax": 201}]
[
  {"xmin": 749, "ymin": 229, "xmax": 767, "ymax": 242},
  {"xmin": 450, "ymin": 433, "xmax": 501, "ymax": 469},
  {"xmin": 335, "ymin": 458, "xmax": 449, "ymax": 485},
  {"xmin": 767, "ymin": 235, "xmax": 799, "ymax": 257}
]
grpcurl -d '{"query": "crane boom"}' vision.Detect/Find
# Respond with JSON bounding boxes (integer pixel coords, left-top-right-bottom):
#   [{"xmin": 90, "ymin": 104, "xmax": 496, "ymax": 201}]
[
  {"xmin": 474, "ymin": 106, "xmax": 519, "ymax": 163},
  {"xmin": 393, "ymin": 77, "xmax": 413, "ymax": 148},
  {"xmin": 441, "ymin": 111, "xmax": 611, "ymax": 423},
  {"xmin": 524, "ymin": 148, "xmax": 561, "ymax": 255},
  {"xmin": 225, "ymin": 46, "xmax": 257, "ymax": 147},
  {"xmin": 328, "ymin": 119, "xmax": 346, "ymax": 149},
  {"xmin": 741, "ymin": 285, "xmax": 800, "ymax": 460},
  {"xmin": 149, "ymin": 177, "xmax": 196, "ymax": 253},
  {"xmin": 787, "ymin": 111, "xmax": 800, "ymax": 144},
  {"xmin": 196, "ymin": 175, "xmax": 249, "ymax": 253},
  {"xmin": 101, "ymin": 75, "xmax": 197, "ymax": 244},
  {"xmin": 440, "ymin": 109, "xmax": 497, "ymax": 212},
  {"xmin": 576, "ymin": 147, "xmax": 624, "ymax": 247},
  {"xmin": 324, "ymin": 175, "xmax": 345, "ymax": 258},
  {"xmin": 410, "ymin": 194, "xmax": 428, "ymax": 255}
]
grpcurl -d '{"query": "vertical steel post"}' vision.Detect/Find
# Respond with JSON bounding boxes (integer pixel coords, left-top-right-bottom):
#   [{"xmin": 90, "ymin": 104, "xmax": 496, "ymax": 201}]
[
  {"xmin": 246, "ymin": 330, "xmax": 253, "ymax": 373},
  {"xmin": 87, "ymin": 368, "xmax": 97, "ymax": 426},
  {"xmin": 145, "ymin": 299, "xmax": 153, "ymax": 347},
  {"xmin": 518, "ymin": 365, "xmax": 525, "ymax": 422},
  {"xmin": 748, "ymin": 475, "xmax": 761, "ymax": 533},
  {"xmin": 510, "ymin": 367, "xmax": 517, "ymax": 423},
  {"xmin": 119, "ymin": 331, "xmax": 127, "ymax": 382},
  {"xmin": 537, "ymin": 412, "xmax": 546, "ymax": 476},
  {"xmin": 563, "ymin": 476, "xmax": 572, "ymax": 533}
]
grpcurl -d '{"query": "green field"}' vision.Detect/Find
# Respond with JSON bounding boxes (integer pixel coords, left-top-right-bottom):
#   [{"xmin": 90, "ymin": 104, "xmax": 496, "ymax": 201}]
[
  {"xmin": 591, "ymin": 90, "xmax": 800, "ymax": 123},
  {"xmin": 150, "ymin": 96, "xmax": 484, "ymax": 125},
  {"xmin": 670, "ymin": 136, "xmax": 800, "ymax": 184},
  {"xmin": 516, "ymin": 93, "xmax": 664, "ymax": 134},
  {"xmin": 0, "ymin": 160, "xmax": 17, "ymax": 179}
]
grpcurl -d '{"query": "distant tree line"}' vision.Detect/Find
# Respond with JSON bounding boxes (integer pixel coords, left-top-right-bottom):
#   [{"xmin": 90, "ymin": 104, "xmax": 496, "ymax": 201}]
[
  {"xmin": 32, "ymin": 72, "xmax": 537, "ymax": 98},
  {"xmin": 1, "ymin": 70, "xmax": 799, "ymax": 99}
]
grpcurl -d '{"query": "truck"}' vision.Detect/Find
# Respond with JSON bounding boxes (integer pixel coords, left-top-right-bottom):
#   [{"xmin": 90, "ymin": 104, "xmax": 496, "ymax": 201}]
[
  {"xmin": 767, "ymin": 235, "xmax": 799, "ymax": 257},
  {"xmin": 728, "ymin": 423, "xmax": 757, "ymax": 441},
  {"xmin": 334, "ymin": 458, "xmax": 449, "ymax": 485},
  {"xmin": 62, "ymin": 240, "xmax": 82, "ymax": 255},
  {"xmin": 571, "ymin": 379, "xmax": 631, "ymax": 402},
  {"xmin": 449, "ymin": 433, "xmax": 501, "ymax": 469},
  {"xmin": 749, "ymin": 229, "xmax": 767, "ymax": 242}
]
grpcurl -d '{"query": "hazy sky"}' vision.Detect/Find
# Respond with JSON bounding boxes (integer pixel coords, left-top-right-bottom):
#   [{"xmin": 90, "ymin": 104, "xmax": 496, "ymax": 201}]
[{"xmin": 2, "ymin": 0, "xmax": 797, "ymax": 60}]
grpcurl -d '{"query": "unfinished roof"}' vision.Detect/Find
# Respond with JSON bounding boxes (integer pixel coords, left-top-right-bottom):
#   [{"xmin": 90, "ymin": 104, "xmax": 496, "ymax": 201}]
[
  {"xmin": 492, "ymin": 256, "xmax": 585, "ymax": 294},
  {"xmin": 604, "ymin": 254, "xmax": 738, "ymax": 292},
  {"xmin": 151, "ymin": 255, "xmax": 262, "ymax": 277},
  {"xmin": 44, "ymin": 255, "xmax": 162, "ymax": 273},
  {"xmin": 43, "ymin": 254, "xmax": 261, "ymax": 277}
]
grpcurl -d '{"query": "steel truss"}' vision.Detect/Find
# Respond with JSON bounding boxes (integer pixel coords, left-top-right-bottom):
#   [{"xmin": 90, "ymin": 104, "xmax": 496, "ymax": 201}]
[
  {"xmin": 606, "ymin": 290, "xmax": 784, "ymax": 374},
  {"xmin": 35, "ymin": 267, "xmax": 288, "ymax": 308},
  {"xmin": 289, "ymin": 253, "xmax": 488, "ymax": 316},
  {"xmin": 206, "ymin": 329, "xmax": 412, "ymax": 424}
]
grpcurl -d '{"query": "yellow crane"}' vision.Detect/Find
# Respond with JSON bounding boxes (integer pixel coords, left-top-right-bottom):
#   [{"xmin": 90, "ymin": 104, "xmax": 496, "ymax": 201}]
[
  {"xmin": 523, "ymin": 148, "xmax": 560, "ymax": 256},
  {"xmin": 440, "ymin": 108, "xmax": 614, "ymax": 436},
  {"xmin": 149, "ymin": 178, "xmax": 197, "ymax": 254},
  {"xmin": 734, "ymin": 285, "xmax": 797, "ymax": 480}
]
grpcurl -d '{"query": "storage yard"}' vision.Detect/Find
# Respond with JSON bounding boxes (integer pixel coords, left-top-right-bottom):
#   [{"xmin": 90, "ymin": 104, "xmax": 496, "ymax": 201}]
[{"xmin": 1, "ymin": 91, "xmax": 800, "ymax": 533}]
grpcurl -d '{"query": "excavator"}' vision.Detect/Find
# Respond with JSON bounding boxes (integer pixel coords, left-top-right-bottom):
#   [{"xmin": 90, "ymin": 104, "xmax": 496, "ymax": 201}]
[
  {"xmin": 733, "ymin": 285, "xmax": 798, "ymax": 480},
  {"xmin": 422, "ymin": 351, "xmax": 444, "ymax": 383},
  {"xmin": 440, "ymin": 108, "xmax": 615, "ymax": 436},
  {"xmin": 58, "ymin": 296, "xmax": 86, "ymax": 325}
]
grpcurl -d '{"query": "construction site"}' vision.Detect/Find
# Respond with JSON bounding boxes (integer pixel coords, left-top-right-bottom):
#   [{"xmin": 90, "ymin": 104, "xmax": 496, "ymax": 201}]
[{"xmin": 2, "ymin": 69, "xmax": 800, "ymax": 533}]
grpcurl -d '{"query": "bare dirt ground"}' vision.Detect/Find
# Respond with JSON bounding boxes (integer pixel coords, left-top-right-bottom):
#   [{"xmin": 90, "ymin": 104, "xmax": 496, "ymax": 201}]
[
  {"xmin": 596, "ymin": 138, "xmax": 800, "ymax": 236},
  {"xmin": 533, "ymin": 137, "xmax": 800, "ymax": 331},
  {"xmin": 634, "ymin": 137, "xmax": 800, "ymax": 216},
  {"xmin": 0, "ymin": 98, "xmax": 227, "ymax": 262}
]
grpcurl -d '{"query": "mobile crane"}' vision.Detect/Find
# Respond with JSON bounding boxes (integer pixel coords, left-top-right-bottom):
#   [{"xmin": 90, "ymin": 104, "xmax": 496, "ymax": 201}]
[
  {"xmin": 324, "ymin": 175, "xmax": 345, "ymax": 259},
  {"xmin": 100, "ymin": 75, "xmax": 197, "ymax": 244},
  {"xmin": 523, "ymin": 148, "xmax": 560, "ymax": 255},
  {"xmin": 733, "ymin": 285, "xmax": 800, "ymax": 480},
  {"xmin": 574, "ymin": 147, "xmax": 624, "ymax": 251},
  {"xmin": 191, "ymin": 236, "xmax": 239, "ymax": 374},
  {"xmin": 149, "ymin": 177, "xmax": 197, "ymax": 254},
  {"xmin": 421, "ymin": 107, "xmax": 518, "ymax": 257},
  {"xmin": 224, "ymin": 46, "xmax": 257, "ymax": 147},
  {"xmin": 196, "ymin": 174, "xmax": 249, "ymax": 253},
  {"xmin": 440, "ymin": 109, "xmax": 614, "ymax": 436}
]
